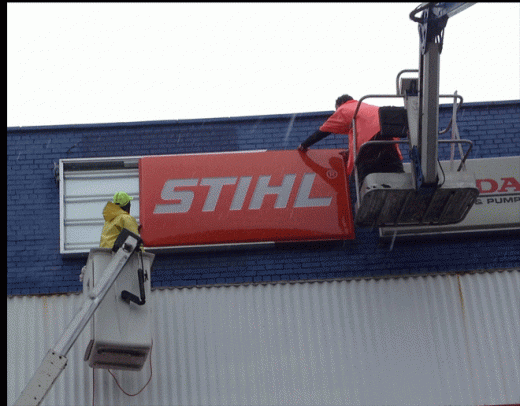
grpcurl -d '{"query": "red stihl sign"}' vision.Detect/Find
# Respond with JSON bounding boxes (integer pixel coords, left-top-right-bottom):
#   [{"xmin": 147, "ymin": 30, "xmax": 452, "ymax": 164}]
[{"xmin": 139, "ymin": 150, "xmax": 354, "ymax": 247}]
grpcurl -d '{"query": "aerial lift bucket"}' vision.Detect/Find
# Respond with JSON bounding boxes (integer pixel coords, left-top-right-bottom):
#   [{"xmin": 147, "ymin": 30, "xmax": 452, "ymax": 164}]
[
  {"xmin": 355, "ymin": 170, "xmax": 479, "ymax": 227},
  {"xmin": 354, "ymin": 2, "xmax": 482, "ymax": 230},
  {"xmin": 83, "ymin": 244, "xmax": 155, "ymax": 371},
  {"xmin": 351, "ymin": 91, "xmax": 479, "ymax": 229}
]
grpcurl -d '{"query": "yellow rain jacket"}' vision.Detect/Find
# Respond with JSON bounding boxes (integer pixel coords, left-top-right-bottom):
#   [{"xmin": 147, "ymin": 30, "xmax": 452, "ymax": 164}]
[{"xmin": 99, "ymin": 202, "xmax": 140, "ymax": 249}]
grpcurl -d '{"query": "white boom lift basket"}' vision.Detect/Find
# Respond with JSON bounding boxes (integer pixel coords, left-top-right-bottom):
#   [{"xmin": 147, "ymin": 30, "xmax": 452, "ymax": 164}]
[
  {"xmin": 83, "ymin": 247, "xmax": 155, "ymax": 371},
  {"xmin": 15, "ymin": 230, "xmax": 154, "ymax": 406},
  {"xmin": 353, "ymin": 71, "xmax": 479, "ymax": 228}
]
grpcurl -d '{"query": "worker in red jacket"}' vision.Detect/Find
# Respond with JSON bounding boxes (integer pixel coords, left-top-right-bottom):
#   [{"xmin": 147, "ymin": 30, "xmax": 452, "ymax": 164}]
[{"xmin": 298, "ymin": 94, "xmax": 403, "ymax": 185}]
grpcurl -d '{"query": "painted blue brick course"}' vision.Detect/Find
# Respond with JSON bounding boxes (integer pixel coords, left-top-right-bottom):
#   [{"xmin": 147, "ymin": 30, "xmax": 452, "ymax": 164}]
[{"xmin": 7, "ymin": 100, "xmax": 520, "ymax": 295}]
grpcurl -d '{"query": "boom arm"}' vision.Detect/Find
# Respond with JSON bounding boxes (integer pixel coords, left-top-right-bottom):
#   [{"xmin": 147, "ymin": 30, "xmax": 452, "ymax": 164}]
[
  {"xmin": 14, "ymin": 230, "xmax": 143, "ymax": 406},
  {"xmin": 409, "ymin": 2, "xmax": 475, "ymax": 188}
]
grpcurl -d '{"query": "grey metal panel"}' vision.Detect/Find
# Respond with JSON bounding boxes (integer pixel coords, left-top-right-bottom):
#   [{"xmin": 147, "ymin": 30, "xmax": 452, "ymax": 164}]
[
  {"xmin": 60, "ymin": 165, "xmax": 139, "ymax": 254},
  {"xmin": 8, "ymin": 270, "xmax": 520, "ymax": 406}
]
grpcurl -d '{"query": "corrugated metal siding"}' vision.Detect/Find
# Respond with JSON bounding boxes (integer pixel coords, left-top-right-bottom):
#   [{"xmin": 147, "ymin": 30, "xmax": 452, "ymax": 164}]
[{"xmin": 8, "ymin": 270, "xmax": 520, "ymax": 406}]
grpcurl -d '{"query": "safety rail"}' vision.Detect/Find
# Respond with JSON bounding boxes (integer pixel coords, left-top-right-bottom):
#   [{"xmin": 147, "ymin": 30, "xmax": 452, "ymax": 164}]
[
  {"xmin": 351, "ymin": 93, "xmax": 472, "ymax": 211},
  {"xmin": 355, "ymin": 139, "xmax": 474, "ymax": 171},
  {"xmin": 351, "ymin": 94, "xmax": 404, "ymax": 202},
  {"xmin": 395, "ymin": 69, "xmax": 418, "ymax": 94}
]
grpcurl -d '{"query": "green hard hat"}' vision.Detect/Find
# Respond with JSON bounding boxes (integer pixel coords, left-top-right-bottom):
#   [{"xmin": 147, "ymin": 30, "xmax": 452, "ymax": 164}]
[{"xmin": 113, "ymin": 191, "xmax": 133, "ymax": 207}]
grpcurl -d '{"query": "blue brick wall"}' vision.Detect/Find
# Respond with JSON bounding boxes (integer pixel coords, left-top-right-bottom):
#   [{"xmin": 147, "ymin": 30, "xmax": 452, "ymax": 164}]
[{"xmin": 7, "ymin": 100, "xmax": 520, "ymax": 295}]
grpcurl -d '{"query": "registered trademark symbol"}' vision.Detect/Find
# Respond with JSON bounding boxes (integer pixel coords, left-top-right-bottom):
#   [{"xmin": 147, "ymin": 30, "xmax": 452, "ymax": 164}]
[{"xmin": 326, "ymin": 169, "xmax": 338, "ymax": 179}]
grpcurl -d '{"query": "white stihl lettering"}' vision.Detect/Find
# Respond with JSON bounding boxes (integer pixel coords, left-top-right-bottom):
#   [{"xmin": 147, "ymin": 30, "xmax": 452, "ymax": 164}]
[
  {"xmin": 295, "ymin": 173, "xmax": 332, "ymax": 208},
  {"xmin": 230, "ymin": 176, "xmax": 252, "ymax": 210},
  {"xmin": 249, "ymin": 174, "xmax": 296, "ymax": 209},
  {"xmin": 154, "ymin": 173, "xmax": 332, "ymax": 214},
  {"xmin": 200, "ymin": 177, "xmax": 237, "ymax": 212},
  {"xmin": 154, "ymin": 179, "xmax": 198, "ymax": 214}
]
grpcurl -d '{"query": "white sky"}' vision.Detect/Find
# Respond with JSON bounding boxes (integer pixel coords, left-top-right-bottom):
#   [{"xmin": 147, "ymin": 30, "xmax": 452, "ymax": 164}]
[{"xmin": 7, "ymin": 2, "xmax": 520, "ymax": 127}]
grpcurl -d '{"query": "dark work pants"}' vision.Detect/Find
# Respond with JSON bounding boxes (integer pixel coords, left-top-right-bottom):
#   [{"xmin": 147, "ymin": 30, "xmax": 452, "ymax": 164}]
[{"xmin": 356, "ymin": 138, "xmax": 404, "ymax": 188}]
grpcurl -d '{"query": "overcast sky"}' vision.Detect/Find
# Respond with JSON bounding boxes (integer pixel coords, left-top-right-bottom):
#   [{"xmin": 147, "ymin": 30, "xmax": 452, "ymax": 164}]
[{"xmin": 7, "ymin": 2, "xmax": 520, "ymax": 127}]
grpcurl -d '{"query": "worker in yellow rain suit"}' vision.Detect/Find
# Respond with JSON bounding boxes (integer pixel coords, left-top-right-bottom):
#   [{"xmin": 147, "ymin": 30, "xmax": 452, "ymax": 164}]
[{"xmin": 99, "ymin": 192, "xmax": 140, "ymax": 249}]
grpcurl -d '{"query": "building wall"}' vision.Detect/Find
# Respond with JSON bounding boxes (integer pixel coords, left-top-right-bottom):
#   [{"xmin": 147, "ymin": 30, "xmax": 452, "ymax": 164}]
[
  {"xmin": 7, "ymin": 100, "xmax": 520, "ymax": 295},
  {"xmin": 7, "ymin": 271, "xmax": 520, "ymax": 406}
]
